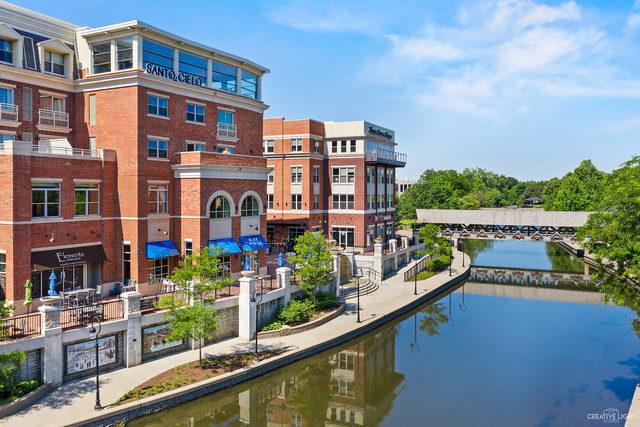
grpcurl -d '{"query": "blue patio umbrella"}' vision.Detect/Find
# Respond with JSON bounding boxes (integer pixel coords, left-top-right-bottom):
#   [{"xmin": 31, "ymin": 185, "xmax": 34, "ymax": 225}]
[
  {"xmin": 243, "ymin": 255, "xmax": 252, "ymax": 271},
  {"xmin": 48, "ymin": 271, "xmax": 57, "ymax": 296},
  {"xmin": 277, "ymin": 252, "xmax": 285, "ymax": 268}
]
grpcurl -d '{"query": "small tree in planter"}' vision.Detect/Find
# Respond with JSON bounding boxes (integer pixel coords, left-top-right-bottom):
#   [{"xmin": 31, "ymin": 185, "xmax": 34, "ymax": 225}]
[
  {"xmin": 288, "ymin": 231, "xmax": 334, "ymax": 304},
  {"xmin": 158, "ymin": 248, "xmax": 232, "ymax": 366},
  {"xmin": 417, "ymin": 224, "xmax": 450, "ymax": 260}
]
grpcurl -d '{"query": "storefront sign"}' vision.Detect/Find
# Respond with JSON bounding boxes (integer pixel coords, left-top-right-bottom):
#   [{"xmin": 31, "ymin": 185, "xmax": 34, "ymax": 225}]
[
  {"xmin": 145, "ymin": 63, "xmax": 205, "ymax": 87},
  {"xmin": 32, "ymin": 245, "xmax": 107, "ymax": 268},
  {"xmin": 367, "ymin": 126, "xmax": 393, "ymax": 140}
]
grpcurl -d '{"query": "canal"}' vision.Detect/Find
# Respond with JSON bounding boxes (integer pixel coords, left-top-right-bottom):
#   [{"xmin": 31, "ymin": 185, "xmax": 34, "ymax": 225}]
[{"xmin": 130, "ymin": 240, "xmax": 639, "ymax": 426}]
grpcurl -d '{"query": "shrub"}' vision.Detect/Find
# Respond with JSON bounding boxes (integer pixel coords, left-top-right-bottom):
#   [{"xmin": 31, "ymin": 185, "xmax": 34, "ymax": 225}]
[
  {"xmin": 314, "ymin": 291, "xmax": 339, "ymax": 311},
  {"xmin": 277, "ymin": 299, "xmax": 315, "ymax": 325},
  {"xmin": 261, "ymin": 321, "xmax": 283, "ymax": 332},
  {"xmin": 0, "ymin": 350, "xmax": 26, "ymax": 399},
  {"xmin": 11, "ymin": 380, "xmax": 40, "ymax": 398}
]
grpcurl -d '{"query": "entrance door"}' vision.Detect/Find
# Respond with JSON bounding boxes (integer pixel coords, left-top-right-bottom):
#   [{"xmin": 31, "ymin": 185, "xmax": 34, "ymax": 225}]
[{"xmin": 332, "ymin": 227, "xmax": 354, "ymax": 250}]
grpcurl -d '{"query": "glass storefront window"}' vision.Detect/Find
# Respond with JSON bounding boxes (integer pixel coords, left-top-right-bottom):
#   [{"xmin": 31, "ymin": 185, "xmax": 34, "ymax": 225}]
[
  {"xmin": 212, "ymin": 61, "xmax": 237, "ymax": 92},
  {"xmin": 149, "ymin": 257, "xmax": 169, "ymax": 281},
  {"xmin": 31, "ymin": 264, "xmax": 84, "ymax": 298}
]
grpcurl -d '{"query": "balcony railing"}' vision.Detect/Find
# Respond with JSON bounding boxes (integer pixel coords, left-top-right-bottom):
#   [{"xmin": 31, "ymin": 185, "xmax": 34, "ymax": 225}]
[
  {"xmin": 38, "ymin": 109, "xmax": 69, "ymax": 128},
  {"xmin": 365, "ymin": 148, "xmax": 407, "ymax": 166},
  {"xmin": 0, "ymin": 103, "xmax": 18, "ymax": 122},
  {"xmin": 217, "ymin": 122, "xmax": 237, "ymax": 139},
  {"xmin": 0, "ymin": 140, "xmax": 101, "ymax": 158},
  {"xmin": 0, "ymin": 312, "xmax": 41, "ymax": 341}
]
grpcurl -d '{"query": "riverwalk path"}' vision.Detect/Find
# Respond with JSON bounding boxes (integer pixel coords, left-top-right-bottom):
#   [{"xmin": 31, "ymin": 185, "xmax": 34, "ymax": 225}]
[{"xmin": 3, "ymin": 251, "xmax": 469, "ymax": 427}]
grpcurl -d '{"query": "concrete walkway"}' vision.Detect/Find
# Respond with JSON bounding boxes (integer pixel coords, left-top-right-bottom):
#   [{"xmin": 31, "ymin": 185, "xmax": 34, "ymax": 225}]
[{"xmin": 2, "ymin": 252, "xmax": 468, "ymax": 427}]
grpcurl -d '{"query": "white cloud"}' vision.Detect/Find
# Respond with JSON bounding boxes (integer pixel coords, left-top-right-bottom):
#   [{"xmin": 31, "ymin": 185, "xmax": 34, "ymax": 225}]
[
  {"xmin": 625, "ymin": 13, "xmax": 640, "ymax": 33},
  {"xmin": 389, "ymin": 34, "xmax": 465, "ymax": 62}
]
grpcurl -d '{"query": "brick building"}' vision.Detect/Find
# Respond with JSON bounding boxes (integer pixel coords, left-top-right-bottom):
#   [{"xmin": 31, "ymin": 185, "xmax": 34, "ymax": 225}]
[
  {"xmin": 263, "ymin": 118, "xmax": 406, "ymax": 253},
  {"xmin": 0, "ymin": 2, "xmax": 270, "ymax": 310}
]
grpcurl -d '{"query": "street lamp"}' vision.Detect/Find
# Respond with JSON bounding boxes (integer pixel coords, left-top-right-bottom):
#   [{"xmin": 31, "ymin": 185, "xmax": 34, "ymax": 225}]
[
  {"xmin": 353, "ymin": 267, "xmax": 364, "ymax": 323},
  {"xmin": 250, "ymin": 288, "xmax": 264, "ymax": 362},
  {"xmin": 87, "ymin": 313, "xmax": 102, "ymax": 410},
  {"xmin": 413, "ymin": 253, "xmax": 420, "ymax": 296},
  {"xmin": 409, "ymin": 313, "xmax": 420, "ymax": 353},
  {"xmin": 461, "ymin": 239, "xmax": 465, "ymax": 267}
]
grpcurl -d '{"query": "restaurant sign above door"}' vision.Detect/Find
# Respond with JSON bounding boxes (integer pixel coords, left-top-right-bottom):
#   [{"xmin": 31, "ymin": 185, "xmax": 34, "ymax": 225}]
[{"xmin": 32, "ymin": 245, "xmax": 107, "ymax": 268}]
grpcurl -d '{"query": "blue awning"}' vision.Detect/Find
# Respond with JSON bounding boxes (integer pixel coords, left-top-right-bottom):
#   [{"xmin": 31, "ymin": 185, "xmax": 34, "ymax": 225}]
[
  {"xmin": 208, "ymin": 238, "xmax": 243, "ymax": 255},
  {"xmin": 240, "ymin": 235, "xmax": 269, "ymax": 252},
  {"xmin": 146, "ymin": 240, "xmax": 180, "ymax": 259}
]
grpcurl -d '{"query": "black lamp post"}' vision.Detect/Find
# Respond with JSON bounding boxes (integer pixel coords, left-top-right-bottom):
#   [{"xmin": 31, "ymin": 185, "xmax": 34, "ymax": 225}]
[
  {"xmin": 250, "ymin": 288, "xmax": 263, "ymax": 361},
  {"xmin": 413, "ymin": 254, "xmax": 420, "ymax": 295},
  {"xmin": 409, "ymin": 313, "xmax": 420, "ymax": 353},
  {"xmin": 461, "ymin": 239, "xmax": 465, "ymax": 267},
  {"xmin": 353, "ymin": 267, "xmax": 364, "ymax": 323},
  {"xmin": 87, "ymin": 313, "xmax": 102, "ymax": 410}
]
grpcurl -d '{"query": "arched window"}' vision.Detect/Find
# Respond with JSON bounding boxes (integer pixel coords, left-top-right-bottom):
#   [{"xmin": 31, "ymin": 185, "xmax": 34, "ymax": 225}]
[
  {"xmin": 210, "ymin": 196, "xmax": 230, "ymax": 219},
  {"xmin": 241, "ymin": 196, "xmax": 259, "ymax": 217}
]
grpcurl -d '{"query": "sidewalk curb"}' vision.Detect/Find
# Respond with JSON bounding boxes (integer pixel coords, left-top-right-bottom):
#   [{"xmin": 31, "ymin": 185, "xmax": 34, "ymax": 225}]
[{"xmin": 74, "ymin": 264, "xmax": 471, "ymax": 426}]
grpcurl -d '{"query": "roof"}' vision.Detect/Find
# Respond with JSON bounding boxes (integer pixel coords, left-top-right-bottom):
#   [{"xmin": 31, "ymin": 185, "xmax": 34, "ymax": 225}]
[
  {"xmin": 416, "ymin": 209, "xmax": 591, "ymax": 228},
  {"xmin": 524, "ymin": 196, "xmax": 543, "ymax": 202}
]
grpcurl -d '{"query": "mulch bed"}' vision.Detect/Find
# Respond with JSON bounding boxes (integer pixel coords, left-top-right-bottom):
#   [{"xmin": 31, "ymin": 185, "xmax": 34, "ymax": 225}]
[{"xmin": 115, "ymin": 349, "xmax": 286, "ymax": 405}]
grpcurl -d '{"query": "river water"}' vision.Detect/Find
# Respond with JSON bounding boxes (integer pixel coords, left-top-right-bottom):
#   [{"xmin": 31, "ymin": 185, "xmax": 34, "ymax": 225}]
[{"xmin": 130, "ymin": 240, "xmax": 639, "ymax": 426}]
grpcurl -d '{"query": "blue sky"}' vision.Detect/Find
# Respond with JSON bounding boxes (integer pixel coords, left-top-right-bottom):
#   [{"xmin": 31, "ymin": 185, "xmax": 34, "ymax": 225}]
[{"xmin": 14, "ymin": 0, "xmax": 640, "ymax": 180}]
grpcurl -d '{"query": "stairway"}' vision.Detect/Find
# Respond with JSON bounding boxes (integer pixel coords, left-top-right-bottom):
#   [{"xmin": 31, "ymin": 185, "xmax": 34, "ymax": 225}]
[{"xmin": 339, "ymin": 278, "xmax": 379, "ymax": 300}]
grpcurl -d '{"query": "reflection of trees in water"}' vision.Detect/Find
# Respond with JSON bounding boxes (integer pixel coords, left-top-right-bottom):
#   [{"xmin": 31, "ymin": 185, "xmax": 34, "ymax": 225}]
[
  {"xmin": 462, "ymin": 239, "xmax": 495, "ymax": 263},
  {"xmin": 287, "ymin": 357, "xmax": 332, "ymax": 425},
  {"xmin": 419, "ymin": 303, "xmax": 449, "ymax": 337},
  {"xmin": 545, "ymin": 243, "xmax": 584, "ymax": 273},
  {"xmin": 595, "ymin": 272, "xmax": 640, "ymax": 339}
]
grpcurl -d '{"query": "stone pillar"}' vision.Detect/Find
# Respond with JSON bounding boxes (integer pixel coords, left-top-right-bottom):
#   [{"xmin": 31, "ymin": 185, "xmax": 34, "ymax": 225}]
[
  {"xmin": 332, "ymin": 254, "xmax": 341, "ymax": 296},
  {"xmin": 276, "ymin": 266, "xmax": 292, "ymax": 305},
  {"xmin": 389, "ymin": 238, "xmax": 397, "ymax": 253},
  {"xmin": 238, "ymin": 271, "xmax": 257, "ymax": 341},
  {"xmin": 38, "ymin": 297, "xmax": 63, "ymax": 386},
  {"xmin": 374, "ymin": 241, "xmax": 383, "ymax": 256},
  {"xmin": 238, "ymin": 388, "xmax": 259, "ymax": 424},
  {"xmin": 373, "ymin": 242, "xmax": 383, "ymax": 277},
  {"xmin": 121, "ymin": 291, "xmax": 142, "ymax": 368},
  {"xmin": 401, "ymin": 236, "xmax": 410, "ymax": 249}
]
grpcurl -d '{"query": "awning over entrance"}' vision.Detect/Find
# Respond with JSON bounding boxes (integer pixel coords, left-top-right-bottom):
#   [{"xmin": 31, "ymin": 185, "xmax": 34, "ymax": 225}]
[
  {"xmin": 32, "ymin": 244, "xmax": 107, "ymax": 268},
  {"xmin": 146, "ymin": 240, "xmax": 180, "ymax": 259},
  {"xmin": 208, "ymin": 238, "xmax": 242, "ymax": 255},
  {"xmin": 240, "ymin": 235, "xmax": 269, "ymax": 252}
]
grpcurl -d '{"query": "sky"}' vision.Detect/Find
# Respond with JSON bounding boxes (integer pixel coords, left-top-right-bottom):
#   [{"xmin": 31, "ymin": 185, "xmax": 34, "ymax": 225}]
[{"xmin": 13, "ymin": 0, "xmax": 640, "ymax": 181}]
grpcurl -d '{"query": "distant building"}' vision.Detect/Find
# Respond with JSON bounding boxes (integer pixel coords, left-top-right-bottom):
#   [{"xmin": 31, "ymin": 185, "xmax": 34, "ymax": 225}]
[
  {"xmin": 395, "ymin": 178, "xmax": 416, "ymax": 196},
  {"xmin": 524, "ymin": 196, "xmax": 543, "ymax": 208}
]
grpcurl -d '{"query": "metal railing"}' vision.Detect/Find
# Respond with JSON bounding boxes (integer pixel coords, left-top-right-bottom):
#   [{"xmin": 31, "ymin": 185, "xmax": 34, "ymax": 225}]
[
  {"xmin": 0, "ymin": 140, "xmax": 101, "ymax": 158},
  {"xmin": 403, "ymin": 255, "xmax": 431, "ymax": 282},
  {"xmin": 60, "ymin": 299, "xmax": 123, "ymax": 330},
  {"xmin": 257, "ymin": 275, "xmax": 277, "ymax": 294},
  {"xmin": 0, "ymin": 103, "xmax": 18, "ymax": 121},
  {"xmin": 0, "ymin": 312, "xmax": 41, "ymax": 341},
  {"xmin": 365, "ymin": 148, "xmax": 407, "ymax": 165},
  {"xmin": 38, "ymin": 109, "xmax": 69, "ymax": 128},
  {"xmin": 217, "ymin": 122, "xmax": 237, "ymax": 138}
]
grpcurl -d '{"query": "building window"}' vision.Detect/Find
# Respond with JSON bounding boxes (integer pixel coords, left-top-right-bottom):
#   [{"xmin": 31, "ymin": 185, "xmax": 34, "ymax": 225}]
[
  {"xmin": 217, "ymin": 110, "xmax": 235, "ymax": 137},
  {"xmin": 92, "ymin": 41, "xmax": 111, "ymax": 74},
  {"xmin": 377, "ymin": 194, "xmax": 384, "ymax": 209},
  {"xmin": 210, "ymin": 196, "xmax": 231, "ymax": 219},
  {"xmin": 288, "ymin": 227, "xmax": 305, "ymax": 250},
  {"xmin": 40, "ymin": 94, "xmax": 65, "ymax": 112},
  {"xmin": 313, "ymin": 194, "xmax": 319, "ymax": 210},
  {"xmin": 387, "ymin": 193, "xmax": 394, "ymax": 208},
  {"xmin": 32, "ymin": 182, "xmax": 60, "ymax": 218},
  {"xmin": 116, "ymin": 37, "xmax": 133, "ymax": 70},
  {"xmin": 217, "ymin": 254, "xmax": 231, "ymax": 278},
  {"xmin": 267, "ymin": 171, "xmax": 274, "ymax": 183},
  {"xmin": 264, "ymin": 140, "xmax": 274, "ymax": 153},
  {"xmin": 350, "ymin": 140, "xmax": 357, "ymax": 152},
  {"xmin": 212, "ymin": 61, "xmax": 237, "ymax": 92},
  {"xmin": 241, "ymin": 70, "xmax": 258, "ymax": 99},
  {"xmin": 23, "ymin": 37, "xmax": 36, "ymax": 70},
  {"xmin": 184, "ymin": 240, "xmax": 193, "ymax": 257},
  {"xmin": 148, "ymin": 138, "xmax": 168, "ymax": 159},
  {"xmin": 44, "ymin": 50, "xmax": 65, "ymax": 76},
  {"xmin": 387, "ymin": 168, "xmax": 395, "ymax": 184},
  {"xmin": 313, "ymin": 139, "xmax": 320, "ymax": 153},
  {"xmin": 340, "ymin": 140, "xmax": 347, "ymax": 153},
  {"xmin": 331, "ymin": 141, "xmax": 338, "ymax": 153},
  {"xmin": 89, "ymin": 94, "xmax": 96, "ymax": 125},
  {"xmin": 332, "ymin": 194, "xmax": 354, "ymax": 210},
  {"xmin": 31, "ymin": 264, "xmax": 84, "ymax": 298},
  {"xmin": 367, "ymin": 194, "xmax": 376, "ymax": 210},
  {"xmin": 378, "ymin": 168, "xmax": 385, "ymax": 184},
  {"xmin": 74, "ymin": 183, "xmax": 100, "ymax": 216},
  {"xmin": 313, "ymin": 166, "xmax": 320, "ymax": 183},
  {"xmin": 216, "ymin": 145, "xmax": 235, "ymax": 154},
  {"xmin": 148, "ymin": 184, "xmax": 168, "ymax": 214},
  {"xmin": 291, "ymin": 194, "xmax": 302, "ymax": 210},
  {"xmin": 267, "ymin": 194, "xmax": 274, "ymax": 209},
  {"xmin": 241, "ymin": 196, "xmax": 260, "ymax": 217},
  {"xmin": 0, "ymin": 133, "xmax": 13, "ymax": 144},
  {"xmin": 122, "ymin": 243, "xmax": 131, "ymax": 283},
  {"xmin": 291, "ymin": 166, "xmax": 302, "ymax": 183},
  {"xmin": 186, "ymin": 103, "xmax": 205, "ymax": 123},
  {"xmin": 0, "ymin": 87, "xmax": 14, "ymax": 107},
  {"xmin": 367, "ymin": 166, "xmax": 375, "ymax": 184},
  {"xmin": 290, "ymin": 138, "xmax": 302, "ymax": 152},
  {"xmin": 179, "ymin": 51, "xmax": 207, "ymax": 84},
  {"xmin": 149, "ymin": 257, "xmax": 169, "ymax": 281},
  {"xmin": 0, "ymin": 252, "xmax": 6, "ymax": 293},
  {"xmin": 332, "ymin": 227, "xmax": 354, "ymax": 249},
  {"xmin": 332, "ymin": 167, "xmax": 355, "ymax": 183},
  {"xmin": 143, "ymin": 39, "xmax": 173, "ymax": 70},
  {"xmin": 148, "ymin": 95, "xmax": 169, "ymax": 117},
  {"xmin": 0, "ymin": 38, "xmax": 13, "ymax": 64},
  {"xmin": 185, "ymin": 141, "xmax": 205, "ymax": 152}
]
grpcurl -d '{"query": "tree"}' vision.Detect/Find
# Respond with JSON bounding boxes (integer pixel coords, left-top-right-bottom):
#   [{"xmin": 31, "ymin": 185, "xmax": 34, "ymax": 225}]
[
  {"xmin": 0, "ymin": 350, "xmax": 25, "ymax": 399},
  {"xmin": 158, "ymin": 248, "xmax": 231, "ymax": 366},
  {"xmin": 417, "ymin": 224, "xmax": 450, "ymax": 259},
  {"xmin": 577, "ymin": 156, "xmax": 640, "ymax": 330},
  {"xmin": 287, "ymin": 231, "xmax": 333, "ymax": 303},
  {"xmin": 544, "ymin": 160, "xmax": 606, "ymax": 211}
]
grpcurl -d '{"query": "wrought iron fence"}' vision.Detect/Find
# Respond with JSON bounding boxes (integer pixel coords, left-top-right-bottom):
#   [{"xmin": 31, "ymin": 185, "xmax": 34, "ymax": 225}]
[
  {"xmin": 0, "ymin": 312, "xmax": 41, "ymax": 341},
  {"xmin": 60, "ymin": 299, "xmax": 123, "ymax": 330},
  {"xmin": 403, "ymin": 255, "xmax": 432, "ymax": 282}
]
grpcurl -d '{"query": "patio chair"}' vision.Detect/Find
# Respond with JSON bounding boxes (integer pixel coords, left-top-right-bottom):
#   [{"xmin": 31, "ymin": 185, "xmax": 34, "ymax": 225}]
[{"xmin": 109, "ymin": 282, "xmax": 122, "ymax": 297}]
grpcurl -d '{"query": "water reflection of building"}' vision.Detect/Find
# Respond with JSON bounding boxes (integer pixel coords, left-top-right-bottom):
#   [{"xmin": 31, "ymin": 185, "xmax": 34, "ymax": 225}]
[{"xmin": 325, "ymin": 328, "xmax": 404, "ymax": 426}]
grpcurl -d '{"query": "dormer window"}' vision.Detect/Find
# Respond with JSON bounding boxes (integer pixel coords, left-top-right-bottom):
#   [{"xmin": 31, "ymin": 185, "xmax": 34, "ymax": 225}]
[
  {"xmin": 0, "ymin": 38, "xmax": 12, "ymax": 64},
  {"xmin": 44, "ymin": 50, "xmax": 64, "ymax": 75},
  {"xmin": 92, "ymin": 41, "xmax": 111, "ymax": 74}
]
